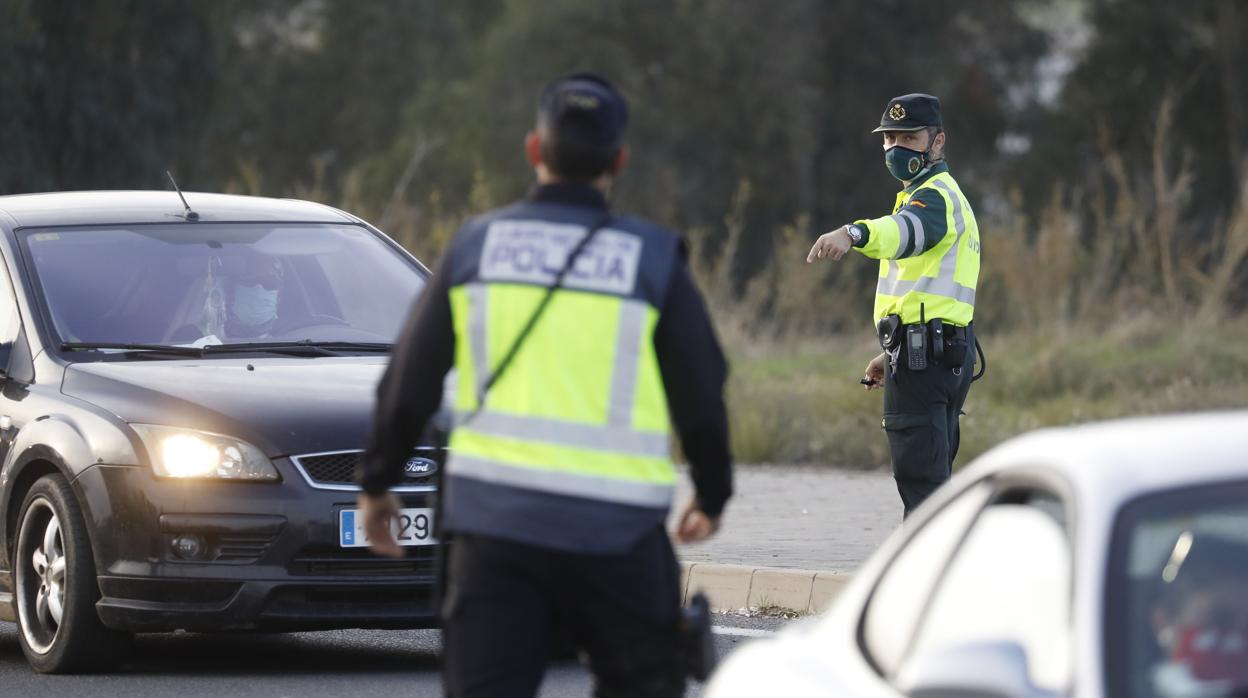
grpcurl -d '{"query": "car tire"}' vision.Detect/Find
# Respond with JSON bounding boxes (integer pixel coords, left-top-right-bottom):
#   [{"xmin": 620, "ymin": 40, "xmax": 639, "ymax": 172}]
[{"xmin": 14, "ymin": 474, "xmax": 133, "ymax": 673}]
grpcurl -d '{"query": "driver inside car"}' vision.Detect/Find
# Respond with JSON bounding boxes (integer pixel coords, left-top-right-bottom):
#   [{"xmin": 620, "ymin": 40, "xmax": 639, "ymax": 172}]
[
  {"xmin": 171, "ymin": 252, "xmax": 286, "ymax": 344},
  {"xmin": 223, "ymin": 253, "xmax": 284, "ymax": 339}
]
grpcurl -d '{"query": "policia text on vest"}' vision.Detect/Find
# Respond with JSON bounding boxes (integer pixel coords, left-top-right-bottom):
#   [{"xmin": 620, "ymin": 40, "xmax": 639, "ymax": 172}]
[
  {"xmin": 358, "ymin": 73, "xmax": 732, "ymax": 698},
  {"xmin": 807, "ymin": 92, "xmax": 981, "ymax": 517}
]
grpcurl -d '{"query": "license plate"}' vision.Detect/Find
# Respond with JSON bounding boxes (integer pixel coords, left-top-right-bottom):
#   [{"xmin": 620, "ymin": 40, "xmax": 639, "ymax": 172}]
[{"xmin": 339, "ymin": 507, "xmax": 437, "ymax": 548}]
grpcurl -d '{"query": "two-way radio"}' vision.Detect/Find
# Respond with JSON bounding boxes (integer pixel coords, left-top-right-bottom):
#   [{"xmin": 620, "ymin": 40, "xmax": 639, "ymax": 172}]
[{"xmin": 907, "ymin": 304, "xmax": 928, "ymax": 371}]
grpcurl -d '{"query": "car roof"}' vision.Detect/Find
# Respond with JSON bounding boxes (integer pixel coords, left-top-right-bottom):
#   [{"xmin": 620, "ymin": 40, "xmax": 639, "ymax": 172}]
[
  {"xmin": 968, "ymin": 409, "xmax": 1248, "ymax": 505},
  {"xmin": 0, "ymin": 191, "xmax": 357, "ymax": 228}
]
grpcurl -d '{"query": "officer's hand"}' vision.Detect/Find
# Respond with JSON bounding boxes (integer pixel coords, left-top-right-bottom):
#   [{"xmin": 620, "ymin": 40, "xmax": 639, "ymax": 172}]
[
  {"xmin": 863, "ymin": 352, "xmax": 886, "ymax": 390},
  {"xmin": 358, "ymin": 492, "xmax": 404, "ymax": 559},
  {"xmin": 674, "ymin": 498, "xmax": 719, "ymax": 543},
  {"xmin": 806, "ymin": 226, "xmax": 853, "ymax": 263}
]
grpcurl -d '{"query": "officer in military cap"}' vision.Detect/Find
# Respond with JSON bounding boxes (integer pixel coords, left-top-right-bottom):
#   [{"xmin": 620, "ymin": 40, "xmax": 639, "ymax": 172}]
[
  {"xmin": 806, "ymin": 93, "xmax": 983, "ymax": 517},
  {"xmin": 359, "ymin": 73, "xmax": 733, "ymax": 696}
]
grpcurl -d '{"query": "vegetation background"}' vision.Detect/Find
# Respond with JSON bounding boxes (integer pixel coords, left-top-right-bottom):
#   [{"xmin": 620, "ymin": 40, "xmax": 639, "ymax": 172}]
[{"xmin": 2, "ymin": 0, "xmax": 1246, "ymax": 466}]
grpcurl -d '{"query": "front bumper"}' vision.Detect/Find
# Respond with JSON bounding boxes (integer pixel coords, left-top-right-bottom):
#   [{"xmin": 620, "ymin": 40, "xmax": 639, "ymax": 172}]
[{"xmin": 73, "ymin": 462, "xmax": 441, "ymax": 633}]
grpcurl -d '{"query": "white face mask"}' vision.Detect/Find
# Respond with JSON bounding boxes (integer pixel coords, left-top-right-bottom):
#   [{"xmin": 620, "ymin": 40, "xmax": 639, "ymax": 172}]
[{"xmin": 231, "ymin": 284, "xmax": 279, "ymax": 326}]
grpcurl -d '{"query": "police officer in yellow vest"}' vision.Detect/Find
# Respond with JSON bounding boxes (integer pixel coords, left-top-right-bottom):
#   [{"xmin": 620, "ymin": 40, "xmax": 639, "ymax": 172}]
[
  {"xmin": 807, "ymin": 93, "xmax": 981, "ymax": 517},
  {"xmin": 358, "ymin": 73, "xmax": 733, "ymax": 697}
]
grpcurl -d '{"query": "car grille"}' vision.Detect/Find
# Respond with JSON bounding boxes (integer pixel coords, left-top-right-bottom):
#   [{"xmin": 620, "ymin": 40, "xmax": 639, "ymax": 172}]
[
  {"xmin": 101, "ymin": 578, "xmax": 242, "ymax": 605},
  {"xmin": 216, "ymin": 534, "xmax": 277, "ymax": 563},
  {"xmin": 288, "ymin": 545, "xmax": 438, "ymax": 577},
  {"xmin": 299, "ymin": 452, "xmax": 359, "ymax": 484},
  {"xmin": 291, "ymin": 448, "xmax": 442, "ymax": 491},
  {"xmin": 261, "ymin": 584, "xmax": 435, "ymax": 619}
]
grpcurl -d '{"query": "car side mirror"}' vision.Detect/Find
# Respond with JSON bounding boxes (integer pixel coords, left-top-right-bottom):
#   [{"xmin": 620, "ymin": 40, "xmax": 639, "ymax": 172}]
[{"xmin": 898, "ymin": 640, "xmax": 1065, "ymax": 698}]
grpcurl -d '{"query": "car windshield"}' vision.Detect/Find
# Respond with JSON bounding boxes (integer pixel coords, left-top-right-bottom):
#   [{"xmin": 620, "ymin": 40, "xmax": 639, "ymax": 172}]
[
  {"xmin": 1111, "ymin": 481, "xmax": 1248, "ymax": 698},
  {"xmin": 19, "ymin": 223, "xmax": 426, "ymax": 350}
]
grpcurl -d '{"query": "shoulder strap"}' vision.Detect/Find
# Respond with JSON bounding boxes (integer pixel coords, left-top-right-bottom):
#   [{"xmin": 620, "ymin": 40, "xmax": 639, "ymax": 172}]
[{"xmin": 470, "ymin": 213, "xmax": 613, "ymax": 415}]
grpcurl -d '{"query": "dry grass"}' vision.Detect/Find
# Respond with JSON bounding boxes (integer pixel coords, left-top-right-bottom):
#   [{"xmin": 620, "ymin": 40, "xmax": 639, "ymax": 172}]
[{"xmin": 721, "ymin": 320, "xmax": 1248, "ymax": 468}]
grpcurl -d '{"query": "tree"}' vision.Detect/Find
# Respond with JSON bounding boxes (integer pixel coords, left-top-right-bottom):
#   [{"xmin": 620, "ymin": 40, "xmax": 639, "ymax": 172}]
[{"xmin": 0, "ymin": 0, "xmax": 223, "ymax": 193}]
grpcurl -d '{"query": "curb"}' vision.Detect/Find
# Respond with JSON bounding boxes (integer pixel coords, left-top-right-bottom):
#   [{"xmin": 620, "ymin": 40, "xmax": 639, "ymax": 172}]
[{"xmin": 680, "ymin": 562, "xmax": 851, "ymax": 615}]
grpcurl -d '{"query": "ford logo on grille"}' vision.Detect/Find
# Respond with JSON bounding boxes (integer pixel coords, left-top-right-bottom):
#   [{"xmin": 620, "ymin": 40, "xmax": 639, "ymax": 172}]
[{"xmin": 404, "ymin": 457, "xmax": 439, "ymax": 478}]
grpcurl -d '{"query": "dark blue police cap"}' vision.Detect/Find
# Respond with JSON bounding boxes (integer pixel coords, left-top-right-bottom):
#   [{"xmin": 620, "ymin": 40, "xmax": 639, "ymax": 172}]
[
  {"xmin": 872, "ymin": 93, "xmax": 942, "ymax": 133},
  {"xmin": 538, "ymin": 73, "xmax": 629, "ymax": 147}
]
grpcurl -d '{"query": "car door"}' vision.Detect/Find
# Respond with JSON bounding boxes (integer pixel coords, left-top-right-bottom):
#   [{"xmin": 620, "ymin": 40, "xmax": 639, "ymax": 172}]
[
  {"xmin": 852, "ymin": 475, "xmax": 1075, "ymax": 698},
  {"xmin": 707, "ymin": 474, "xmax": 1075, "ymax": 698},
  {"xmin": 0, "ymin": 249, "xmax": 29, "ymax": 467}
]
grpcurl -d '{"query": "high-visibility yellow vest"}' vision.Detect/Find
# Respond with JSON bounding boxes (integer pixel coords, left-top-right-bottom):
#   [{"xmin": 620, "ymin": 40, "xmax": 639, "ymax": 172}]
[
  {"xmin": 441, "ymin": 212, "xmax": 679, "ymax": 552},
  {"xmin": 855, "ymin": 171, "xmax": 981, "ymax": 326}
]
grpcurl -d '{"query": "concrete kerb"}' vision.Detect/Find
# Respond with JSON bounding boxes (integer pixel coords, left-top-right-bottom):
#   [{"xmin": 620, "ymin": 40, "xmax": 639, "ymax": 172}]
[{"xmin": 681, "ymin": 562, "xmax": 852, "ymax": 615}]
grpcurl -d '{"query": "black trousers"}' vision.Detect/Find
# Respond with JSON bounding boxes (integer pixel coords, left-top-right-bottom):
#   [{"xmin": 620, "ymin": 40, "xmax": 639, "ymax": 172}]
[
  {"xmin": 441, "ymin": 527, "xmax": 685, "ymax": 698},
  {"xmin": 883, "ymin": 326, "xmax": 975, "ymax": 517}
]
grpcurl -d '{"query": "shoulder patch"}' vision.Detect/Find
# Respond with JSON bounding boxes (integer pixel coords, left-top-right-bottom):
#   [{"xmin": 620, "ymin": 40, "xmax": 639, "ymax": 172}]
[
  {"xmin": 910, "ymin": 187, "xmax": 947, "ymax": 209},
  {"xmin": 479, "ymin": 219, "xmax": 642, "ymax": 295}
]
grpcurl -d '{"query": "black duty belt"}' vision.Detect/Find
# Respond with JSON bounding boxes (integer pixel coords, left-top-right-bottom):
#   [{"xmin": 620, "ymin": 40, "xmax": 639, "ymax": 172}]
[
  {"xmin": 877, "ymin": 316, "xmax": 970, "ymax": 351},
  {"xmin": 920, "ymin": 321, "xmax": 969, "ymax": 341}
]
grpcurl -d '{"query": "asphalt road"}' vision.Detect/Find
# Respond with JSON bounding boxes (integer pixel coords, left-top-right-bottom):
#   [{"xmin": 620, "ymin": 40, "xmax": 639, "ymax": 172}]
[{"xmin": 0, "ymin": 614, "xmax": 793, "ymax": 697}]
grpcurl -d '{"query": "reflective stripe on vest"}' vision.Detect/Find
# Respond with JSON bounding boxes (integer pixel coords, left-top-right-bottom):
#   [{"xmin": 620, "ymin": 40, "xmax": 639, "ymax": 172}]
[
  {"xmin": 453, "ymin": 410, "xmax": 670, "ymax": 458},
  {"xmin": 874, "ymin": 175, "xmax": 979, "ymax": 324},
  {"xmin": 447, "ymin": 278, "xmax": 674, "ymax": 509},
  {"xmin": 458, "ymin": 281, "xmax": 655, "ymax": 432},
  {"xmin": 872, "ymin": 210, "xmax": 928, "ymax": 259},
  {"xmin": 449, "ymin": 454, "xmax": 673, "ymax": 508}
]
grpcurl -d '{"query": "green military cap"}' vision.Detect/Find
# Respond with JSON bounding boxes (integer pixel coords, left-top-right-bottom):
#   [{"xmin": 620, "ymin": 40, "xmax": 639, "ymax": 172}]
[{"xmin": 872, "ymin": 93, "xmax": 942, "ymax": 133}]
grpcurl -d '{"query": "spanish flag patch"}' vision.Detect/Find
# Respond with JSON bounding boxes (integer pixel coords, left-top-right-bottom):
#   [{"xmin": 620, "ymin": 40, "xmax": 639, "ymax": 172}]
[{"xmin": 910, "ymin": 200, "xmax": 927, "ymax": 209}]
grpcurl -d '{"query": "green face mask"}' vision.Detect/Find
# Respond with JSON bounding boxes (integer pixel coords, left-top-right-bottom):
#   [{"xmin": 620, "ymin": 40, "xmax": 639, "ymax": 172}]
[{"xmin": 884, "ymin": 145, "xmax": 929, "ymax": 182}]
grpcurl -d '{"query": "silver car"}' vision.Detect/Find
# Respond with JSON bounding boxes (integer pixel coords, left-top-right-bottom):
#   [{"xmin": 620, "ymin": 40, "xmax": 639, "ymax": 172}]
[{"xmin": 707, "ymin": 411, "xmax": 1248, "ymax": 698}]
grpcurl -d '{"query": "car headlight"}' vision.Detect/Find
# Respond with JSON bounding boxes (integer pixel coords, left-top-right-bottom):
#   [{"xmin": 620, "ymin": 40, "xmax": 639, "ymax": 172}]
[{"xmin": 130, "ymin": 424, "xmax": 279, "ymax": 481}]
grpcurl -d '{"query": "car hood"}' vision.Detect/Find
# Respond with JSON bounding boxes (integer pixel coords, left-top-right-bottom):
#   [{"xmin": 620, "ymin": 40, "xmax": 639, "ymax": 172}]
[{"xmin": 62, "ymin": 356, "xmax": 395, "ymax": 457}]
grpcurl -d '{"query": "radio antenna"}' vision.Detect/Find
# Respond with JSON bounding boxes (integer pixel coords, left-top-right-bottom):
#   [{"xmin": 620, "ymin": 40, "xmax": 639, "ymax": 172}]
[{"xmin": 166, "ymin": 170, "xmax": 199, "ymax": 221}]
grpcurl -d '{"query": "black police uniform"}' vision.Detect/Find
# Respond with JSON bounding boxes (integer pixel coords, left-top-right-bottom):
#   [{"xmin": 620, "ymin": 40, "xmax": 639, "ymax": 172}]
[
  {"xmin": 361, "ymin": 76, "xmax": 732, "ymax": 698},
  {"xmin": 882, "ymin": 321, "xmax": 974, "ymax": 514}
]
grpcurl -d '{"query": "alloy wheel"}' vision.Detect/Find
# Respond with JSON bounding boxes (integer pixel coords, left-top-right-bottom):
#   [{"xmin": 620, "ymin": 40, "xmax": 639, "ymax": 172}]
[{"xmin": 17, "ymin": 498, "xmax": 67, "ymax": 654}]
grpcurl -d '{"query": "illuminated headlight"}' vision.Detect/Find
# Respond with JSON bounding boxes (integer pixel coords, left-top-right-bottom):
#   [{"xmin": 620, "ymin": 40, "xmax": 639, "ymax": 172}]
[{"xmin": 131, "ymin": 425, "xmax": 279, "ymax": 481}]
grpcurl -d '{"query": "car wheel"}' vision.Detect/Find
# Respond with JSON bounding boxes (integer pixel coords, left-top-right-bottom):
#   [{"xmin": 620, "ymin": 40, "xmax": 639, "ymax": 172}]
[{"xmin": 14, "ymin": 474, "xmax": 133, "ymax": 673}]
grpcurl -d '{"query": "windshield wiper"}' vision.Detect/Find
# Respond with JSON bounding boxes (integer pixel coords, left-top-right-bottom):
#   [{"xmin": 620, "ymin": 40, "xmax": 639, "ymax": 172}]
[
  {"xmin": 201, "ymin": 341, "xmax": 339, "ymax": 357},
  {"xmin": 287, "ymin": 341, "xmax": 393, "ymax": 352},
  {"xmin": 61, "ymin": 342, "xmax": 205, "ymax": 357},
  {"xmin": 200, "ymin": 341, "xmax": 393, "ymax": 357},
  {"xmin": 60, "ymin": 340, "xmax": 393, "ymax": 359}
]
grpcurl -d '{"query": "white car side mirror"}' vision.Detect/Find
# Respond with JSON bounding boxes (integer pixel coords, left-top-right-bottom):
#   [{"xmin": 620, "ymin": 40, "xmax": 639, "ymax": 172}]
[{"xmin": 897, "ymin": 640, "xmax": 1065, "ymax": 698}]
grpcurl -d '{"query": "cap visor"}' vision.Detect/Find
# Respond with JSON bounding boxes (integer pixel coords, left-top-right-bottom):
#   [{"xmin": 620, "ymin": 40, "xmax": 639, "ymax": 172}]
[{"xmin": 871, "ymin": 124, "xmax": 930, "ymax": 133}]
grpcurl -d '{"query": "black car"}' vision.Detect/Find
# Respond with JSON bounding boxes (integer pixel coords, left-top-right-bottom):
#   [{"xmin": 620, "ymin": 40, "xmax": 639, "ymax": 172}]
[{"xmin": 0, "ymin": 191, "xmax": 443, "ymax": 673}]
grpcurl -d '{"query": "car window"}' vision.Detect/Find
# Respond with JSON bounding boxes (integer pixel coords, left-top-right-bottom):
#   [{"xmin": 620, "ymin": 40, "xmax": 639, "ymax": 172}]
[
  {"xmin": 1108, "ymin": 481, "xmax": 1248, "ymax": 698},
  {"xmin": 861, "ymin": 481, "xmax": 993, "ymax": 675},
  {"xmin": 20, "ymin": 224, "xmax": 425, "ymax": 348},
  {"xmin": 902, "ymin": 489, "xmax": 1072, "ymax": 693}
]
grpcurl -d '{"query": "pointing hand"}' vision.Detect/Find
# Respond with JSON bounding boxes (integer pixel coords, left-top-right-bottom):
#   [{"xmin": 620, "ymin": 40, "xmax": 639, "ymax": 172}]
[{"xmin": 806, "ymin": 226, "xmax": 853, "ymax": 263}]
